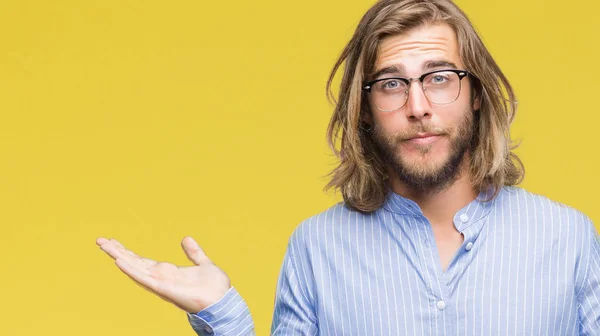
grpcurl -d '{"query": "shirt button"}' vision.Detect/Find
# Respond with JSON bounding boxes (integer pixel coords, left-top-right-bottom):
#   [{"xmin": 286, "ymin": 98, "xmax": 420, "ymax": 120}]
[
  {"xmin": 459, "ymin": 214, "xmax": 469, "ymax": 223},
  {"xmin": 203, "ymin": 325, "xmax": 214, "ymax": 335},
  {"xmin": 465, "ymin": 242, "xmax": 474, "ymax": 251},
  {"xmin": 436, "ymin": 300, "xmax": 446, "ymax": 310}
]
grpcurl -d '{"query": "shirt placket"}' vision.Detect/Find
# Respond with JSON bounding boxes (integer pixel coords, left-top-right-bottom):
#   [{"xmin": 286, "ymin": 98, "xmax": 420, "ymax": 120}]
[{"xmin": 416, "ymin": 216, "xmax": 455, "ymax": 336}]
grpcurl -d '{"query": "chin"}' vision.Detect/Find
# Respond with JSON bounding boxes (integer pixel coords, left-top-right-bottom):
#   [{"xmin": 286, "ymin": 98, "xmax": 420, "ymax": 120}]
[
  {"xmin": 403, "ymin": 143, "xmax": 456, "ymax": 165},
  {"xmin": 402, "ymin": 146, "xmax": 450, "ymax": 164},
  {"xmin": 404, "ymin": 162, "xmax": 448, "ymax": 178}
]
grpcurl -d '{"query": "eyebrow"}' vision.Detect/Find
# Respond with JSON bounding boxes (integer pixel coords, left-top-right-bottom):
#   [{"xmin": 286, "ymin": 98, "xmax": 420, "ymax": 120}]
[{"xmin": 370, "ymin": 60, "xmax": 459, "ymax": 80}]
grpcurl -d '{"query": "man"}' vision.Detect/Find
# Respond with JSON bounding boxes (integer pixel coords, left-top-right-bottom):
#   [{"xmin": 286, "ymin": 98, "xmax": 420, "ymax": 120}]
[{"xmin": 97, "ymin": 0, "xmax": 600, "ymax": 335}]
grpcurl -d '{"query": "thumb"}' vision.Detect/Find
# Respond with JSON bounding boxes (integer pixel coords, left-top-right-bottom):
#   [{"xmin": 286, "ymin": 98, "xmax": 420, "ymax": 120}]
[{"xmin": 181, "ymin": 237, "xmax": 209, "ymax": 265}]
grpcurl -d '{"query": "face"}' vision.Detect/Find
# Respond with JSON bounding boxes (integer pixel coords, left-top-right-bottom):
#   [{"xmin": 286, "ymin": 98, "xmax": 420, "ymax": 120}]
[{"xmin": 367, "ymin": 23, "xmax": 480, "ymax": 193}]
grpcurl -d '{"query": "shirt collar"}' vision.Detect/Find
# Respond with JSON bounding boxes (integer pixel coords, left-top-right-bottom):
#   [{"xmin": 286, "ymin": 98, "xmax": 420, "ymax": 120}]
[{"xmin": 382, "ymin": 187, "xmax": 499, "ymax": 231}]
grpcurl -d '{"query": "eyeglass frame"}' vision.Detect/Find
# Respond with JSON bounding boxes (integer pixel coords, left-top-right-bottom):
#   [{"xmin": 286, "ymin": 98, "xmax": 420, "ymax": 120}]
[{"xmin": 362, "ymin": 69, "xmax": 472, "ymax": 112}]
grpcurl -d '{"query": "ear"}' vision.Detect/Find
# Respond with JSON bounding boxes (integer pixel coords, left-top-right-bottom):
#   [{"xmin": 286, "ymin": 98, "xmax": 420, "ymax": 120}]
[
  {"xmin": 472, "ymin": 88, "xmax": 482, "ymax": 111},
  {"xmin": 473, "ymin": 95, "xmax": 481, "ymax": 111}
]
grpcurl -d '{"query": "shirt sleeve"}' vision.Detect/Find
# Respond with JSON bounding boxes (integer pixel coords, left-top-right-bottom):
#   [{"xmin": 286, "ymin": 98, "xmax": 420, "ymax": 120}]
[
  {"xmin": 187, "ymin": 286, "xmax": 255, "ymax": 336},
  {"xmin": 271, "ymin": 232, "xmax": 318, "ymax": 335},
  {"xmin": 577, "ymin": 217, "xmax": 600, "ymax": 335}
]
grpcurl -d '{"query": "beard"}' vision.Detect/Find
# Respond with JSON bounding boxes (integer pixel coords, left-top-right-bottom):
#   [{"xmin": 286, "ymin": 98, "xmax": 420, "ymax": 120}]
[{"xmin": 371, "ymin": 108, "xmax": 475, "ymax": 195}]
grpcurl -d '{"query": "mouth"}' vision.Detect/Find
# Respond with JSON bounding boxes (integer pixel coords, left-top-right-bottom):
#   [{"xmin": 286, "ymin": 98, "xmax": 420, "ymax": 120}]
[{"xmin": 405, "ymin": 133, "xmax": 442, "ymax": 145}]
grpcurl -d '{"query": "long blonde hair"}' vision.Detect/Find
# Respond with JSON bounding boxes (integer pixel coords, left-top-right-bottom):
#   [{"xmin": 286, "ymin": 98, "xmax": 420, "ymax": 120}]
[{"xmin": 325, "ymin": 0, "xmax": 524, "ymax": 213}]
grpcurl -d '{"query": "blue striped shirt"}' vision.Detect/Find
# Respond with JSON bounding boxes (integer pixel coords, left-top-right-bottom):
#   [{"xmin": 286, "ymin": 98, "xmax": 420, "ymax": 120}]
[{"xmin": 188, "ymin": 186, "xmax": 600, "ymax": 335}]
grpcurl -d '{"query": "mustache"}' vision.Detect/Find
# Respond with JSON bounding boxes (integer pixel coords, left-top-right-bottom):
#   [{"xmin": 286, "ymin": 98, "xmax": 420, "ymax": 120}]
[{"xmin": 393, "ymin": 125, "xmax": 448, "ymax": 142}]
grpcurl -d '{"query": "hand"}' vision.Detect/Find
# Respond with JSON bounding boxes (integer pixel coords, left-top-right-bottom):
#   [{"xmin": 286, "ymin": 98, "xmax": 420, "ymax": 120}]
[{"xmin": 96, "ymin": 236, "xmax": 231, "ymax": 314}]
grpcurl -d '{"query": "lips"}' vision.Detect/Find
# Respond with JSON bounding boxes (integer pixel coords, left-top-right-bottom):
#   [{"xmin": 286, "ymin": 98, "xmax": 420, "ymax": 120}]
[{"xmin": 405, "ymin": 133, "xmax": 442, "ymax": 145}]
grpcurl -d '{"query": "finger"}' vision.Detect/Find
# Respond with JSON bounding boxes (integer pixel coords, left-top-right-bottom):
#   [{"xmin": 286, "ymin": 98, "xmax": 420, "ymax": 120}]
[
  {"xmin": 181, "ymin": 236, "xmax": 209, "ymax": 265},
  {"xmin": 97, "ymin": 238, "xmax": 130, "ymax": 259},
  {"xmin": 115, "ymin": 258, "xmax": 158, "ymax": 292},
  {"xmin": 110, "ymin": 239, "xmax": 136, "ymax": 257},
  {"xmin": 96, "ymin": 237, "xmax": 110, "ymax": 246},
  {"xmin": 108, "ymin": 239, "xmax": 157, "ymax": 266},
  {"xmin": 99, "ymin": 242, "xmax": 156, "ymax": 272},
  {"xmin": 110, "ymin": 238, "xmax": 126, "ymax": 250},
  {"xmin": 98, "ymin": 240, "xmax": 126, "ymax": 261}
]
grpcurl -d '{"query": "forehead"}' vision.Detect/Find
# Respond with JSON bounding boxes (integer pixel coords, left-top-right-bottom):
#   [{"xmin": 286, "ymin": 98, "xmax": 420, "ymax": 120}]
[{"xmin": 374, "ymin": 23, "xmax": 462, "ymax": 75}]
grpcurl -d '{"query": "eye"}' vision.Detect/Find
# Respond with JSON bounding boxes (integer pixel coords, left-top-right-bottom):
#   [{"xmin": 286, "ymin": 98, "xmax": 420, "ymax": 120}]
[
  {"xmin": 426, "ymin": 71, "xmax": 457, "ymax": 86},
  {"xmin": 383, "ymin": 79, "xmax": 400, "ymax": 89},
  {"xmin": 380, "ymin": 79, "xmax": 406, "ymax": 91},
  {"xmin": 431, "ymin": 74, "xmax": 449, "ymax": 83}
]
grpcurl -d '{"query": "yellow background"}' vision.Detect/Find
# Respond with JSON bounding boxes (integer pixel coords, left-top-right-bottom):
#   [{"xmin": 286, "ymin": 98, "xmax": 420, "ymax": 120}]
[{"xmin": 0, "ymin": 0, "xmax": 598, "ymax": 335}]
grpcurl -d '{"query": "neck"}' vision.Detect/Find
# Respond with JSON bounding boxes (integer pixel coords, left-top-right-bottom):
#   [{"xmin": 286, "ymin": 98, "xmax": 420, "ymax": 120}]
[{"xmin": 389, "ymin": 161, "xmax": 478, "ymax": 227}]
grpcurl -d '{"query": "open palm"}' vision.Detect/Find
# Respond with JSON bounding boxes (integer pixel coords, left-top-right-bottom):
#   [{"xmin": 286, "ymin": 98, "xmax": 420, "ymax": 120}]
[{"xmin": 96, "ymin": 236, "xmax": 231, "ymax": 314}]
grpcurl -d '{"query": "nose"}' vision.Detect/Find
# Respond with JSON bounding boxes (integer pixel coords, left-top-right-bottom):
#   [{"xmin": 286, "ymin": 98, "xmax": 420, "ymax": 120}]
[{"xmin": 405, "ymin": 81, "xmax": 431, "ymax": 120}]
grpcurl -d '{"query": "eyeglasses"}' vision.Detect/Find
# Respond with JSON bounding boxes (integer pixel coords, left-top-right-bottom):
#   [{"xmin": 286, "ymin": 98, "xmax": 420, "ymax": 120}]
[{"xmin": 363, "ymin": 69, "xmax": 471, "ymax": 112}]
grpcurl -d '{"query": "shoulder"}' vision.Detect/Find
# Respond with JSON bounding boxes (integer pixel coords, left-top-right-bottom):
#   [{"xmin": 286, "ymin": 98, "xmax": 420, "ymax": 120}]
[
  {"xmin": 498, "ymin": 186, "xmax": 594, "ymax": 236},
  {"xmin": 286, "ymin": 202, "xmax": 374, "ymax": 250},
  {"xmin": 500, "ymin": 186, "xmax": 590, "ymax": 219}
]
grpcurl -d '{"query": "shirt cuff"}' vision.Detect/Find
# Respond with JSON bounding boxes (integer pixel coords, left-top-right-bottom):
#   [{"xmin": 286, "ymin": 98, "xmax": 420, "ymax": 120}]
[{"xmin": 187, "ymin": 287, "xmax": 254, "ymax": 336}]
